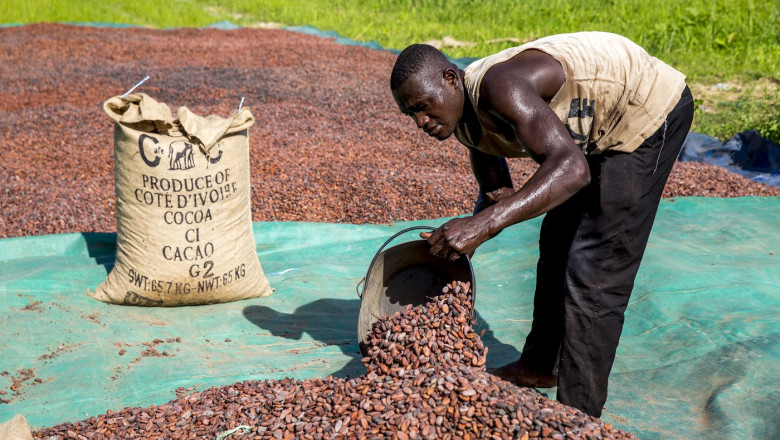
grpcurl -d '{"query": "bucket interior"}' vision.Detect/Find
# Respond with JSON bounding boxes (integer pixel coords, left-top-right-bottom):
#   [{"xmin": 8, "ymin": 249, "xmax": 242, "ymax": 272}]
[{"xmin": 357, "ymin": 239, "xmax": 473, "ymax": 356}]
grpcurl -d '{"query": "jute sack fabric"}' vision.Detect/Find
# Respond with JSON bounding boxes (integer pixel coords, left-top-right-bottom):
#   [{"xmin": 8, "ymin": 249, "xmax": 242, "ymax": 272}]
[
  {"xmin": 0, "ymin": 415, "xmax": 33, "ymax": 440},
  {"xmin": 92, "ymin": 93, "xmax": 272, "ymax": 306}
]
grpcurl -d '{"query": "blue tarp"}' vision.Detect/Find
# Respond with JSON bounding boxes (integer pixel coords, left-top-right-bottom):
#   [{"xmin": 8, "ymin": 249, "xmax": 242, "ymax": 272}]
[
  {"xmin": 680, "ymin": 130, "xmax": 780, "ymax": 187},
  {"xmin": 1, "ymin": 198, "xmax": 779, "ymax": 440}
]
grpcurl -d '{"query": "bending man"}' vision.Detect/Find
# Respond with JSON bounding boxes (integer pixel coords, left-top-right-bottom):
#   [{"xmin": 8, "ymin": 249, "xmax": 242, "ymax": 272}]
[{"xmin": 389, "ymin": 32, "xmax": 694, "ymax": 417}]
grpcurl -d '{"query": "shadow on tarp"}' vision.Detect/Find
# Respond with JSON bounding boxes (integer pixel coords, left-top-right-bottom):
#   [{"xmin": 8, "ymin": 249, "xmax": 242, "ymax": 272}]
[
  {"xmin": 243, "ymin": 301, "xmax": 521, "ymax": 378},
  {"xmin": 82, "ymin": 232, "xmax": 117, "ymax": 273}
]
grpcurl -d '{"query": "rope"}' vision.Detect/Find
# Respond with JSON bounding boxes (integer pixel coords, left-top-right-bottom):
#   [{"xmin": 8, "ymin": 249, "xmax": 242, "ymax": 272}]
[{"xmin": 120, "ymin": 75, "xmax": 150, "ymax": 98}]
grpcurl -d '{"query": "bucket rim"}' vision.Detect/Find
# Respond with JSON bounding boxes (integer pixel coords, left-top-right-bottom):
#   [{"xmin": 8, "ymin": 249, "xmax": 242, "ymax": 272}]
[
  {"xmin": 356, "ymin": 225, "xmax": 476, "ymax": 317},
  {"xmin": 357, "ymin": 226, "xmax": 436, "ymax": 298}
]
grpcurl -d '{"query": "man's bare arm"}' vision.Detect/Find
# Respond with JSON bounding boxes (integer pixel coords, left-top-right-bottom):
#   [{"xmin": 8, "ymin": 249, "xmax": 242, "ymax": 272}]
[
  {"xmin": 426, "ymin": 51, "xmax": 590, "ymax": 259},
  {"xmin": 476, "ymin": 67, "xmax": 590, "ymax": 236}
]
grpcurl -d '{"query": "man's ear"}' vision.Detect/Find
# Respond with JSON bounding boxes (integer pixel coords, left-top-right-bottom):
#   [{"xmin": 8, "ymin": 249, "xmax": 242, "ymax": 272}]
[{"xmin": 443, "ymin": 67, "xmax": 459, "ymax": 87}]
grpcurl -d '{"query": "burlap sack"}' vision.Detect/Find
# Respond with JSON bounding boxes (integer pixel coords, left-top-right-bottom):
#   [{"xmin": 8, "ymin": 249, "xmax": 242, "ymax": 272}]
[
  {"xmin": 0, "ymin": 414, "xmax": 32, "ymax": 440},
  {"xmin": 91, "ymin": 93, "xmax": 272, "ymax": 306}
]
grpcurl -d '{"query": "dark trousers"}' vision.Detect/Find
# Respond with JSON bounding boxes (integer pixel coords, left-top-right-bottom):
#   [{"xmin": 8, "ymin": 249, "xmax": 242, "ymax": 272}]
[{"xmin": 519, "ymin": 86, "xmax": 694, "ymax": 417}]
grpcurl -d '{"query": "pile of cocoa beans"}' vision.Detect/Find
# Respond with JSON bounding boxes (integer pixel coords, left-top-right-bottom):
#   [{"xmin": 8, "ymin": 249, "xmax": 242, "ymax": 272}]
[
  {"xmin": 34, "ymin": 281, "xmax": 638, "ymax": 440},
  {"xmin": 2, "ymin": 24, "xmax": 779, "ymax": 239},
  {"xmin": 362, "ymin": 281, "xmax": 487, "ymax": 374}
]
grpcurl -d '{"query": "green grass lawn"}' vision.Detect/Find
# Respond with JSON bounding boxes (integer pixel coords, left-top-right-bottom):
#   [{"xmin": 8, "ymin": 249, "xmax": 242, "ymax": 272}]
[{"xmin": 3, "ymin": 0, "xmax": 779, "ymax": 142}]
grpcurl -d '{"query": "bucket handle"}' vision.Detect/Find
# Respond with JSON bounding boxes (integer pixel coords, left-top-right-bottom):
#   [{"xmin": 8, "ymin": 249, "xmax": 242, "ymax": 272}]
[{"xmin": 356, "ymin": 226, "xmax": 435, "ymax": 298}]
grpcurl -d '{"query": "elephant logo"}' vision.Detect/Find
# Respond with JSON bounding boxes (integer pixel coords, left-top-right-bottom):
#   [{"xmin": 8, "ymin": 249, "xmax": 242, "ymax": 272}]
[
  {"xmin": 168, "ymin": 141, "xmax": 195, "ymax": 170},
  {"xmin": 137, "ymin": 135, "xmax": 203, "ymax": 170}
]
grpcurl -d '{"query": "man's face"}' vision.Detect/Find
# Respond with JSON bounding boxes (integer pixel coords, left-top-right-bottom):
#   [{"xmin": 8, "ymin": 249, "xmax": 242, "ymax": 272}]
[{"xmin": 392, "ymin": 68, "xmax": 463, "ymax": 141}]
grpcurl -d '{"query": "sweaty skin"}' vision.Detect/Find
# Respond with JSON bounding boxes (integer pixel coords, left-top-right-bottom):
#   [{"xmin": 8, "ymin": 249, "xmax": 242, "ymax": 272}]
[{"xmin": 393, "ymin": 49, "xmax": 591, "ymax": 260}]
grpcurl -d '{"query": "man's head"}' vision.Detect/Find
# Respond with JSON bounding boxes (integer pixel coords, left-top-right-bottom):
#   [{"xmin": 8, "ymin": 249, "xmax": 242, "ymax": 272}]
[{"xmin": 390, "ymin": 44, "xmax": 465, "ymax": 141}]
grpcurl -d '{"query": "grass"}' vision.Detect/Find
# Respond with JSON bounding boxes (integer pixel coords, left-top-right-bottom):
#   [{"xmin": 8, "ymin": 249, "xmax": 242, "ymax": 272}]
[{"xmin": 3, "ymin": 0, "xmax": 779, "ymax": 142}]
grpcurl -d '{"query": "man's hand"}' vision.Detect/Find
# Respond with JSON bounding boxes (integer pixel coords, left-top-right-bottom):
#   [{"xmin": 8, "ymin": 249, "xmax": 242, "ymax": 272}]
[{"xmin": 420, "ymin": 216, "xmax": 491, "ymax": 261}]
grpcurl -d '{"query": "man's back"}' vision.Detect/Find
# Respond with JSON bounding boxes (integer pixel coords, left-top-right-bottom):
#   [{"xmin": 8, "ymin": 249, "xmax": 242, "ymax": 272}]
[{"xmin": 462, "ymin": 32, "xmax": 686, "ymax": 155}]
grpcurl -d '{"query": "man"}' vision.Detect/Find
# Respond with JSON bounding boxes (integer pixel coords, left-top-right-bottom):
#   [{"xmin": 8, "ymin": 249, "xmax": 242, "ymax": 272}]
[{"xmin": 390, "ymin": 31, "xmax": 694, "ymax": 418}]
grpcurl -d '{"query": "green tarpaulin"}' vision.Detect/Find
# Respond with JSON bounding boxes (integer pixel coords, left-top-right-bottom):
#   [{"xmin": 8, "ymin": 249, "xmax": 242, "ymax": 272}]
[{"xmin": 1, "ymin": 197, "xmax": 778, "ymax": 440}]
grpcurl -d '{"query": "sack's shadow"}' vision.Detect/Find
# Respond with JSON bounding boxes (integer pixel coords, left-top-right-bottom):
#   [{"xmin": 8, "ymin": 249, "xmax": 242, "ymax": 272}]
[
  {"xmin": 243, "ymin": 299, "xmax": 522, "ymax": 379},
  {"xmin": 81, "ymin": 232, "xmax": 117, "ymax": 274}
]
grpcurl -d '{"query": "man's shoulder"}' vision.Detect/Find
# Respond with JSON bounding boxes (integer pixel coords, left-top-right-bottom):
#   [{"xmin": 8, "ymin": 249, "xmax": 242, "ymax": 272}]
[
  {"xmin": 478, "ymin": 68, "xmax": 520, "ymax": 103},
  {"xmin": 463, "ymin": 45, "xmax": 542, "ymax": 113},
  {"xmin": 479, "ymin": 52, "xmax": 554, "ymax": 103}
]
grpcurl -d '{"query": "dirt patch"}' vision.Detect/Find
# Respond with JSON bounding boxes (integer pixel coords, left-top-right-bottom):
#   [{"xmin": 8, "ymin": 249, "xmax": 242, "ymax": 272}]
[
  {"xmin": 81, "ymin": 312, "xmax": 101, "ymax": 324},
  {"xmin": 37, "ymin": 342, "xmax": 84, "ymax": 362},
  {"xmin": 125, "ymin": 338, "xmax": 182, "ymax": 365},
  {"xmin": 1, "ymin": 368, "xmax": 43, "ymax": 404},
  {"xmin": 21, "ymin": 301, "xmax": 42, "ymax": 312}
]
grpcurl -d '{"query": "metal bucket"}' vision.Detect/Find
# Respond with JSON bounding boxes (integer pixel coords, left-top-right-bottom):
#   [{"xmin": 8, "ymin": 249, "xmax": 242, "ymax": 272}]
[{"xmin": 356, "ymin": 226, "xmax": 476, "ymax": 356}]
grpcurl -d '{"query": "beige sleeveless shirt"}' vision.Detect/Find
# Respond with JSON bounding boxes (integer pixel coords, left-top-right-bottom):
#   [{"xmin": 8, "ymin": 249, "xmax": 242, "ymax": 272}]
[{"xmin": 457, "ymin": 32, "xmax": 686, "ymax": 157}]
